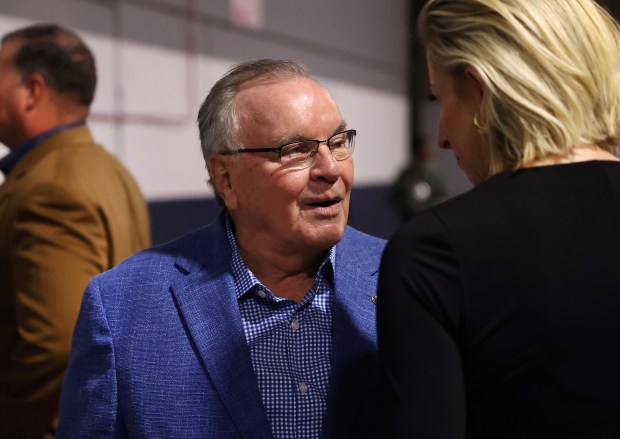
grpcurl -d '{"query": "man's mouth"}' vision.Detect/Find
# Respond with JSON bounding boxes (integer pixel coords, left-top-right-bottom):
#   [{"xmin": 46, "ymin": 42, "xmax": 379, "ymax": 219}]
[{"xmin": 310, "ymin": 199, "xmax": 338, "ymax": 207}]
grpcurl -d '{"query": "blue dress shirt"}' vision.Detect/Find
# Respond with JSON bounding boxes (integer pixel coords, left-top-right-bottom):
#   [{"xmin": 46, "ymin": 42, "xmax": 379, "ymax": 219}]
[{"xmin": 225, "ymin": 214, "xmax": 335, "ymax": 439}]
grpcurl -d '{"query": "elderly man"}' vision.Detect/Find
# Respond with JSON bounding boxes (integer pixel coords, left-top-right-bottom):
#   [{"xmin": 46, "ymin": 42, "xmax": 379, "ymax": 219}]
[
  {"xmin": 57, "ymin": 59, "xmax": 385, "ymax": 438},
  {"xmin": 0, "ymin": 24, "xmax": 150, "ymax": 438}
]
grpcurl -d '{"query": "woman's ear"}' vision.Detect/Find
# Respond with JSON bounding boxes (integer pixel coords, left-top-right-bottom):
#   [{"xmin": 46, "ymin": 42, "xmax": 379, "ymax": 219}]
[
  {"xmin": 464, "ymin": 67, "xmax": 484, "ymax": 100},
  {"xmin": 207, "ymin": 153, "xmax": 238, "ymax": 210}
]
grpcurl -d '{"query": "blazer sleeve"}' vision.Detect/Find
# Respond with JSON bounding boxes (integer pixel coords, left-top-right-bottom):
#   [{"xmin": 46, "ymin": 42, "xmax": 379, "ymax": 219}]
[
  {"xmin": 1, "ymin": 182, "xmax": 109, "ymax": 437},
  {"xmin": 56, "ymin": 276, "xmax": 125, "ymax": 438},
  {"xmin": 376, "ymin": 211, "xmax": 466, "ymax": 439}
]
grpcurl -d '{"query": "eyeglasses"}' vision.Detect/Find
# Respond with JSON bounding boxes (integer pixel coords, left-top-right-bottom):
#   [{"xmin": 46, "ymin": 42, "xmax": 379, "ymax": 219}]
[{"xmin": 232, "ymin": 129, "xmax": 356, "ymax": 170}]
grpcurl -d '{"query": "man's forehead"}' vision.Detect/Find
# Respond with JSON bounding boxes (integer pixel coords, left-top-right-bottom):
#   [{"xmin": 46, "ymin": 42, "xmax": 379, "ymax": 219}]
[
  {"xmin": 238, "ymin": 75, "xmax": 325, "ymax": 99},
  {"xmin": 233, "ymin": 74, "xmax": 342, "ymax": 142},
  {"xmin": 236, "ymin": 76, "xmax": 333, "ymax": 114}
]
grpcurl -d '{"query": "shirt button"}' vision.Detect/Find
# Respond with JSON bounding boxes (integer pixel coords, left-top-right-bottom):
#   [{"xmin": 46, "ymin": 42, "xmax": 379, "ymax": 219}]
[
  {"xmin": 257, "ymin": 290, "xmax": 266, "ymax": 299},
  {"xmin": 298, "ymin": 382, "xmax": 309, "ymax": 394},
  {"xmin": 291, "ymin": 319, "xmax": 300, "ymax": 331}
]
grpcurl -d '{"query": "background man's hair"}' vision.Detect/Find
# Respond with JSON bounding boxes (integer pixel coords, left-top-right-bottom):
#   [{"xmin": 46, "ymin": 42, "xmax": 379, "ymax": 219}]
[{"xmin": 3, "ymin": 23, "xmax": 96, "ymax": 106}]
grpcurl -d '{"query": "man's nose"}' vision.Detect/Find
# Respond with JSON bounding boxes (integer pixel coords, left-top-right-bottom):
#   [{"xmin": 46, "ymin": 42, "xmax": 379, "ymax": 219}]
[{"xmin": 310, "ymin": 143, "xmax": 341, "ymax": 179}]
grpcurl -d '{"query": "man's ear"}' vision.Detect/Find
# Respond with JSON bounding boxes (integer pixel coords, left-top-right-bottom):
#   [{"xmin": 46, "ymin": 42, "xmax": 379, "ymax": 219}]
[
  {"xmin": 207, "ymin": 153, "xmax": 238, "ymax": 210},
  {"xmin": 22, "ymin": 73, "xmax": 46, "ymax": 111}
]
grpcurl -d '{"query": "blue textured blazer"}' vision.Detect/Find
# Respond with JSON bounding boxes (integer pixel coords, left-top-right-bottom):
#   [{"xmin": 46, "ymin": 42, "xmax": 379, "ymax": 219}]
[{"xmin": 57, "ymin": 212, "xmax": 386, "ymax": 438}]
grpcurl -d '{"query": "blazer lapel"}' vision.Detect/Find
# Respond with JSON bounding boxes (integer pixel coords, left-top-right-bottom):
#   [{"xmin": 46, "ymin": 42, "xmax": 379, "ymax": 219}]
[
  {"xmin": 169, "ymin": 217, "xmax": 273, "ymax": 438},
  {"xmin": 323, "ymin": 229, "xmax": 381, "ymax": 437}
]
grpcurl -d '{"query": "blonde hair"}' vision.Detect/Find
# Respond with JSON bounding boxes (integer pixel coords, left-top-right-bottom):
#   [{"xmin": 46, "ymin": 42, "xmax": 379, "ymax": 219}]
[{"xmin": 419, "ymin": 0, "xmax": 620, "ymax": 175}]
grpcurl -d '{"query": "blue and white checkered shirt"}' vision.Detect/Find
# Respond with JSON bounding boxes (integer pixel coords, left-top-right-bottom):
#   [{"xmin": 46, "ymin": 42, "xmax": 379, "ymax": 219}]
[{"xmin": 226, "ymin": 215, "xmax": 334, "ymax": 439}]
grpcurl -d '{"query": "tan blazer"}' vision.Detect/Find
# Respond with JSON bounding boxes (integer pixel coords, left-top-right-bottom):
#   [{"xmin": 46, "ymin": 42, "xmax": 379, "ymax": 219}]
[{"xmin": 0, "ymin": 125, "xmax": 151, "ymax": 438}]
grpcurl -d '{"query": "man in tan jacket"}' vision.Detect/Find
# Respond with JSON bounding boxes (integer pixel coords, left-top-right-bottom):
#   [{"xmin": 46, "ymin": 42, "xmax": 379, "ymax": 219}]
[{"xmin": 0, "ymin": 24, "xmax": 150, "ymax": 438}]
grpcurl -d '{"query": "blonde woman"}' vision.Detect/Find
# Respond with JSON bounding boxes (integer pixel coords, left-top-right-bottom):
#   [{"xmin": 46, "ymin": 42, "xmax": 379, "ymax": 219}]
[{"xmin": 377, "ymin": 0, "xmax": 620, "ymax": 437}]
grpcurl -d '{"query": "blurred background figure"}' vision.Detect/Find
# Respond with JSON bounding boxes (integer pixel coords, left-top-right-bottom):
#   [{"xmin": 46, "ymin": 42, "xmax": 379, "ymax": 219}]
[
  {"xmin": 389, "ymin": 134, "xmax": 448, "ymax": 221},
  {"xmin": 378, "ymin": 0, "xmax": 620, "ymax": 437},
  {"xmin": 0, "ymin": 24, "xmax": 150, "ymax": 438}
]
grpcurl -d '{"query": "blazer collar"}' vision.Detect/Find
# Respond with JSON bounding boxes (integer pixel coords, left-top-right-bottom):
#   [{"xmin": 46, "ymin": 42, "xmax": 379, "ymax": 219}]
[
  {"xmin": 4, "ymin": 125, "xmax": 96, "ymax": 183},
  {"xmin": 0, "ymin": 120, "xmax": 85, "ymax": 176}
]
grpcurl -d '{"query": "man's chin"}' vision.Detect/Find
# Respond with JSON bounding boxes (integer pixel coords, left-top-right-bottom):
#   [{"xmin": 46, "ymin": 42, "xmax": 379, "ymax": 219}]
[{"xmin": 304, "ymin": 221, "xmax": 346, "ymax": 248}]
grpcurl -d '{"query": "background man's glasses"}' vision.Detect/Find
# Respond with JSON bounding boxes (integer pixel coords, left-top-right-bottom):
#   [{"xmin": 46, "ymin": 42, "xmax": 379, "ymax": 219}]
[{"xmin": 232, "ymin": 129, "xmax": 356, "ymax": 170}]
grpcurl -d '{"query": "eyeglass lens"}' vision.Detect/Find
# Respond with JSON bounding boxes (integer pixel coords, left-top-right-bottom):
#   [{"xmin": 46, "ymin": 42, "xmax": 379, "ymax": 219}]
[{"xmin": 280, "ymin": 130, "xmax": 355, "ymax": 169}]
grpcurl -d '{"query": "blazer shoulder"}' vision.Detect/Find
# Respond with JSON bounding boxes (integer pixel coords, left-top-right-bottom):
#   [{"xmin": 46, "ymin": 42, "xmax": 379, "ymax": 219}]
[
  {"xmin": 95, "ymin": 217, "xmax": 227, "ymax": 285},
  {"xmin": 336, "ymin": 227, "xmax": 386, "ymax": 278}
]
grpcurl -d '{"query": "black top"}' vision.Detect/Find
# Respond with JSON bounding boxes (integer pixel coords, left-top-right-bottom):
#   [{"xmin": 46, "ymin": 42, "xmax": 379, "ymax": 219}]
[{"xmin": 377, "ymin": 161, "xmax": 620, "ymax": 439}]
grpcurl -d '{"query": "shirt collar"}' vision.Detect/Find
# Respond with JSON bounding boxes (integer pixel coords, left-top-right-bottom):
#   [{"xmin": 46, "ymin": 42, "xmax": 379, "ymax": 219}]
[
  {"xmin": 0, "ymin": 119, "xmax": 86, "ymax": 176},
  {"xmin": 224, "ymin": 212, "xmax": 336, "ymax": 301}
]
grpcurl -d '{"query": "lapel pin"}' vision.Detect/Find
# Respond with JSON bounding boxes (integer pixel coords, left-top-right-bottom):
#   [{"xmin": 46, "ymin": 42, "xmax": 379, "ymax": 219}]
[{"xmin": 371, "ymin": 295, "xmax": 378, "ymax": 305}]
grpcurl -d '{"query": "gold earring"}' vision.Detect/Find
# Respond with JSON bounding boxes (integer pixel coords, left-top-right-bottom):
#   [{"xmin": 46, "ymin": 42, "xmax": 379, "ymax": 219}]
[{"xmin": 473, "ymin": 112, "xmax": 486, "ymax": 133}]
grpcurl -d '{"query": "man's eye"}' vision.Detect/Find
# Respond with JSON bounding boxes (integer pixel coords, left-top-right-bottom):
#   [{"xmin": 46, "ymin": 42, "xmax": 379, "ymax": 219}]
[
  {"xmin": 329, "ymin": 134, "xmax": 348, "ymax": 149},
  {"xmin": 282, "ymin": 142, "xmax": 312, "ymax": 157},
  {"xmin": 330, "ymin": 140, "xmax": 346, "ymax": 149}
]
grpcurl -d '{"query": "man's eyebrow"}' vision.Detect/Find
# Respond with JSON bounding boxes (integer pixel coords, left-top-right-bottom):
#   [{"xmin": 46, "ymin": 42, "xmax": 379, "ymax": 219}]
[
  {"xmin": 272, "ymin": 133, "xmax": 305, "ymax": 145},
  {"xmin": 334, "ymin": 120, "xmax": 347, "ymax": 135},
  {"xmin": 271, "ymin": 121, "xmax": 348, "ymax": 145}
]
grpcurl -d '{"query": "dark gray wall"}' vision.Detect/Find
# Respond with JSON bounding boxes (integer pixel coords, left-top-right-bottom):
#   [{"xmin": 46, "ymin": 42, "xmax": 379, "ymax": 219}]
[{"xmin": 0, "ymin": 0, "xmax": 408, "ymax": 94}]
